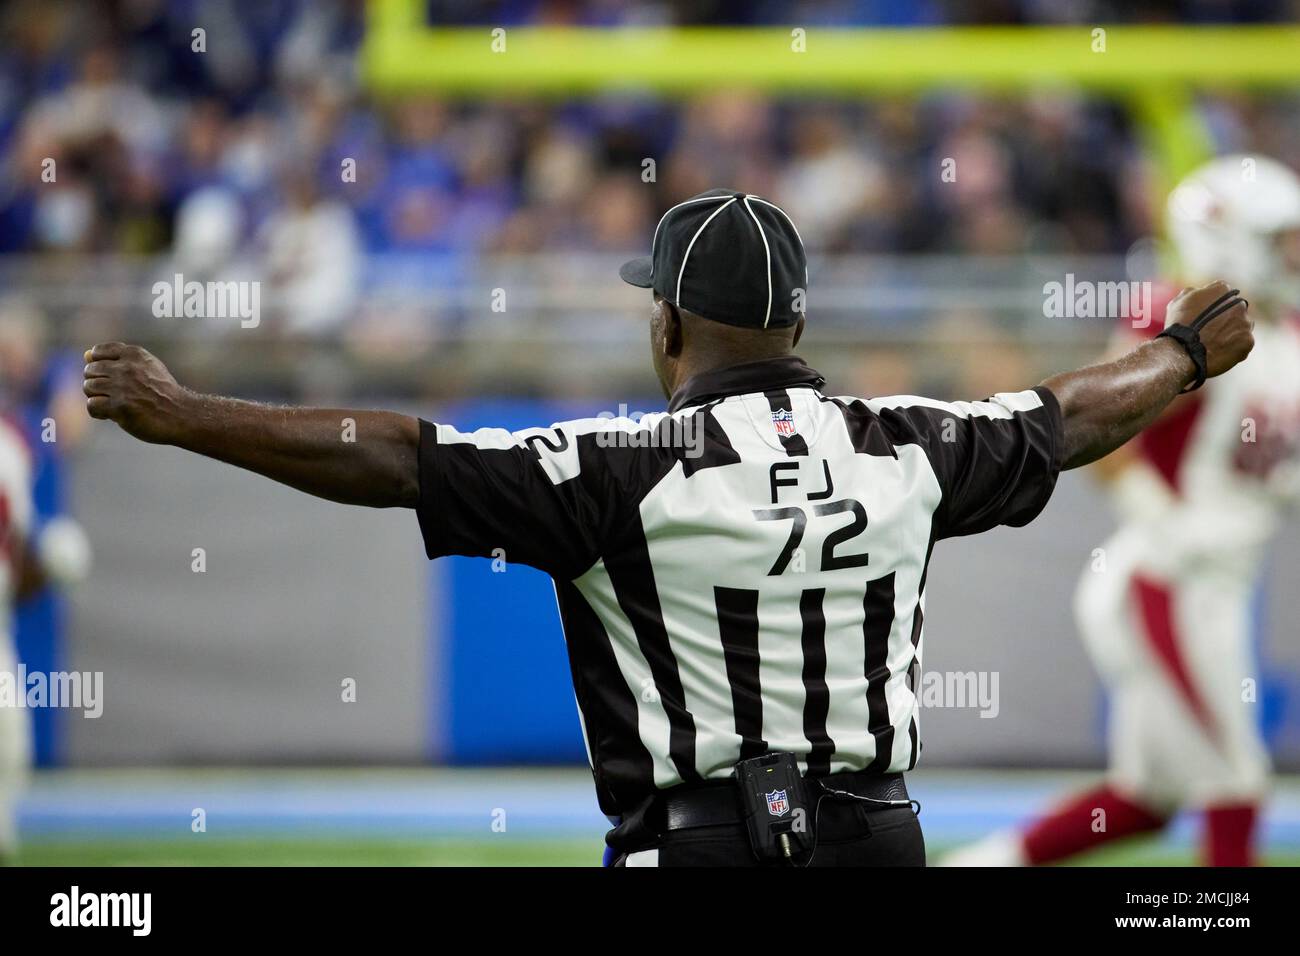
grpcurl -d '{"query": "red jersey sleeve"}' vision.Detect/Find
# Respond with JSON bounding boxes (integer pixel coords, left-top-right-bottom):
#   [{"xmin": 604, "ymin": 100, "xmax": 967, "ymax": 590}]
[{"xmin": 1117, "ymin": 281, "xmax": 1182, "ymax": 341}]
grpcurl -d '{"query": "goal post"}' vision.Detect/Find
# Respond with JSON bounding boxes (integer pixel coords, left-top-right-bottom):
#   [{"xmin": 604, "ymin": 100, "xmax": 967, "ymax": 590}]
[{"xmin": 361, "ymin": 0, "xmax": 1300, "ymax": 215}]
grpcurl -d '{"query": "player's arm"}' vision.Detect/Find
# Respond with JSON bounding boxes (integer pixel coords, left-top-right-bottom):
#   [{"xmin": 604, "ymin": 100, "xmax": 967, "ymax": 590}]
[
  {"xmin": 14, "ymin": 517, "xmax": 93, "ymax": 600},
  {"xmin": 14, "ymin": 535, "xmax": 43, "ymax": 600},
  {"xmin": 1041, "ymin": 281, "xmax": 1253, "ymax": 471},
  {"xmin": 82, "ymin": 343, "xmax": 419, "ymax": 508}
]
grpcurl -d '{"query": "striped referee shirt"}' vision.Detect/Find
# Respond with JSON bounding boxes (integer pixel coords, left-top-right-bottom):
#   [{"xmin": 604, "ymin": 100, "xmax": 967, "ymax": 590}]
[{"xmin": 416, "ymin": 356, "xmax": 1063, "ymax": 821}]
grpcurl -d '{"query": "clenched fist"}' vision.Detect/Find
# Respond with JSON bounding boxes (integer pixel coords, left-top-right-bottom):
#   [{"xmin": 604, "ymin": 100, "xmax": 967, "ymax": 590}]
[
  {"xmin": 1164, "ymin": 280, "xmax": 1255, "ymax": 380},
  {"xmin": 83, "ymin": 343, "xmax": 189, "ymax": 444}
]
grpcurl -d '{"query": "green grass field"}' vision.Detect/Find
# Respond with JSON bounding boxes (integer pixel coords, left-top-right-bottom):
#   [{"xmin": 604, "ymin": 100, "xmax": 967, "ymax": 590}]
[
  {"xmin": 15, "ymin": 837, "xmax": 1300, "ymax": 867},
  {"xmin": 15, "ymin": 837, "xmax": 599, "ymax": 867}
]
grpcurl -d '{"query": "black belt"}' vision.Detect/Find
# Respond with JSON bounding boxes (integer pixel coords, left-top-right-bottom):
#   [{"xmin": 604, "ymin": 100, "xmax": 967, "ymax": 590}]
[{"xmin": 656, "ymin": 771, "xmax": 910, "ymax": 832}]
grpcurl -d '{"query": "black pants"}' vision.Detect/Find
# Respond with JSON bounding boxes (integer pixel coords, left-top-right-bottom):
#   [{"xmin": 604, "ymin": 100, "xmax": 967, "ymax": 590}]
[{"xmin": 612, "ymin": 800, "xmax": 925, "ymax": 867}]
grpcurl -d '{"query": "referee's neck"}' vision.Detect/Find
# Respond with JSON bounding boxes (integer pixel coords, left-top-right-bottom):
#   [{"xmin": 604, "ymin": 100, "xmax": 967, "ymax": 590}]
[
  {"xmin": 659, "ymin": 309, "xmax": 805, "ymax": 399},
  {"xmin": 665, "ymin": 350, "xmax": 786, "ymax": 396}
]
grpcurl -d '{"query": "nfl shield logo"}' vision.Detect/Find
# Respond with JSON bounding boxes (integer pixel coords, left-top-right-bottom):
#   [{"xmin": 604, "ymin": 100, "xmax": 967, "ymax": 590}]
[
  {"xmin": 765, "ymin": 789, "xmax": 789, "ymax": 817},
  {"xmin": 772, "ymin": 408, "xmax": 796, "ymax": 438}
]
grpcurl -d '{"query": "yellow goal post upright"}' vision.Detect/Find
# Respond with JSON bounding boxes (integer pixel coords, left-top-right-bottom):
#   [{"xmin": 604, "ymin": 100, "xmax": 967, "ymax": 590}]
[{"xmin": 362, "ymin": 0, "xmax": 1300, "ymax": 231}]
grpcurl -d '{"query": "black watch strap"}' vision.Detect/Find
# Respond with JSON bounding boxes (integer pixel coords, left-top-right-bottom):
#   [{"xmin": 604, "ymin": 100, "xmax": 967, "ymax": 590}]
[
  {"xmin": 1155, "ymin": 287, "xmax": 1245, "ymax": 393},
  {"xmin": 1155, "ymin": 322, "xmax": 1208, "ymax": 393}
]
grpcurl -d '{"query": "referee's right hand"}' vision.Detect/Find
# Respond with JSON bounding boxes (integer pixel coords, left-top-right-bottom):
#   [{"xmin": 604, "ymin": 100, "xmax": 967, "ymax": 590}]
[
  {"xmin": 1164, "ymin": 280, "xmax": 1254, "ymax": 379},
  {"xmin": 83, "ymin": 342, "xmax": 188, "ymax": 445}
]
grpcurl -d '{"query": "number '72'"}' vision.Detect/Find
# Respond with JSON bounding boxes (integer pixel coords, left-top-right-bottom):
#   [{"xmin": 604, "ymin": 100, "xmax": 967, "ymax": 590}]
[{"xmin": 752, "ymin": 499, "xmax": 870, "ymax": 575}]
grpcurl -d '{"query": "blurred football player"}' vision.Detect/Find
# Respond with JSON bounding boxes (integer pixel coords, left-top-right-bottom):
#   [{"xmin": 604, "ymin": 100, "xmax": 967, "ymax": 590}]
[
  {"xmin": 0, "ymin": 411, "xmax": 35, "ymax": 862},
  {"xmin": 945, "ymin": 155, "xmax": 1300, "ymax": 867},
  {"xmin": 0, "ymin": 399, "xmax": 91, "ymax": 863},
  {"xmin": 0, "ymin": 299, "xmax": 93, "ymax": 768}
]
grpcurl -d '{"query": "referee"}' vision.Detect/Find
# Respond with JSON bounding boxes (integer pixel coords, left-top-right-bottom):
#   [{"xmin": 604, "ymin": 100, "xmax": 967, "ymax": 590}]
[{"xmin": 83, "ymin": 188, "xmax": 1253, "ymax": 866}]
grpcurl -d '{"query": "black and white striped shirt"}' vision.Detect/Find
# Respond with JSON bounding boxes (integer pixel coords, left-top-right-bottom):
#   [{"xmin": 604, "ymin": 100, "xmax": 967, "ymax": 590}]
[{"xmin": 416, "ymin": 356, "xmax": 1062, "ymax": 822}]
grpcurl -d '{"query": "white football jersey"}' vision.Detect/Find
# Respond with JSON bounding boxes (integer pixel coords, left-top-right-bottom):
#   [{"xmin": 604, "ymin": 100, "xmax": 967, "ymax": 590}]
[{"xmin": 1119, "ymin": 314, "xmax": 1300, "ymax": 576}]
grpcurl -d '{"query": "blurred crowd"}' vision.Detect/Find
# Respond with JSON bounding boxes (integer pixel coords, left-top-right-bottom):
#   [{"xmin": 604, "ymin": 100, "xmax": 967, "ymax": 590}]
[{"xmin": 0, "ymin": 0, "xmax": 1298, "ymax": 351}]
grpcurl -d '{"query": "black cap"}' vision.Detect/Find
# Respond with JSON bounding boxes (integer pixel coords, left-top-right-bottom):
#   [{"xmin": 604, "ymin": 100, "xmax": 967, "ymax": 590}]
[{"xmin": 619, "ymin": 188, "xmax": 807, "ymax": 329}]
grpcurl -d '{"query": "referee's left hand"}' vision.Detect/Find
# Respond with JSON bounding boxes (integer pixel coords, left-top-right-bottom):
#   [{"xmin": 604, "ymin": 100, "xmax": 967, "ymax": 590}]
[{"xmin": 1164, "ymin": 280, "xmax": 1254, "ymax": 379}]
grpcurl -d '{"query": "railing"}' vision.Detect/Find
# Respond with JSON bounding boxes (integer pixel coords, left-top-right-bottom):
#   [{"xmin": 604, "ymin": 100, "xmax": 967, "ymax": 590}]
[{"xmin": 1, "ymin": 253, "xmax": 1130, "ymax": 400}]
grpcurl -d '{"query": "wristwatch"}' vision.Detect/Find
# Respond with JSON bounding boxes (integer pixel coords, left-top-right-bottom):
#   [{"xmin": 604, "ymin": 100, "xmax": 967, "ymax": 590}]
[{"xmin": 1155, "ymin": 287, "xmax": 1245, "ymax": 392}]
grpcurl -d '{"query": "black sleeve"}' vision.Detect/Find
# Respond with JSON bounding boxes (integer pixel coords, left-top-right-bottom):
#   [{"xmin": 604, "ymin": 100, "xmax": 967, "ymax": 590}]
[
  {"xmin": 879, "ymin": 386, "xmax": 1064, "ymax": 539},
  {"xmin": 415, "ymin": 418, "xmax": 603, "ymax": 579}
]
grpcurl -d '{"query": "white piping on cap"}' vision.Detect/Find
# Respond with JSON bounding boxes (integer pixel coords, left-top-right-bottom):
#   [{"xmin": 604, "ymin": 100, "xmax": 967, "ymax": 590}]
[
  {"xmin": 746, "ymin": 196, "xmax": 808, "ymax": 286},
  {"xmin": 741, "ymin": 195, "xmax": 773, "ymax": 328},
  {"xmin": 676, "ymin": 196, "xmax": 738, "ymax": 309},
  {"xmin": 648, "ymin": 194, "xmax": 732, "ymax": 278}
]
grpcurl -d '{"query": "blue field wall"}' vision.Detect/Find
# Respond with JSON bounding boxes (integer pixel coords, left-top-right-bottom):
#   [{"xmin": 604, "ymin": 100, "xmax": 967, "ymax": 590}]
[{"xmin": 430, "ymin": 397, "xmax": 658, "ymax": 764}]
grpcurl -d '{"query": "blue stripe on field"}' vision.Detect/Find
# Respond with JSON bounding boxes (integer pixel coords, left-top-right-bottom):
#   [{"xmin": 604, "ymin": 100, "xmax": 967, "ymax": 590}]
[
  {"xmin": 19, "ymin": 774, "xmax": 607, "ymax": 839},
  {"xmin": 17, "ymin": 771, "xmax": 1300, "ymax": 847}
]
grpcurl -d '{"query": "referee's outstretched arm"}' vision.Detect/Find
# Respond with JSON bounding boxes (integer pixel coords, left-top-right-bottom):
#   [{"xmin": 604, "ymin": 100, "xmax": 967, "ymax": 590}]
[
  {"xmin": 1042, "ymin": 281, "xmax": 1251, "ymax": 469},
  {"xmin": 81, "ymin": 280, "xmax": 1251, "ymax": 503}
]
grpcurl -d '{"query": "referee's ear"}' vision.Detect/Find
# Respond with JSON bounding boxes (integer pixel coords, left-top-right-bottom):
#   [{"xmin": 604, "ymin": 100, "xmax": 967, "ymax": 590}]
[
  {"xmin": 653, "ymin": 294, "xmax": 684, "ymax": 359},
  {"xmin": 664, "ymin": 301, "xmax": 684, "ymax": 358},
  {"xmin": 792, "ymin": 315, "xmax": 806, "ymax": 348}
]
